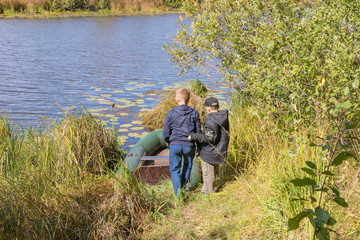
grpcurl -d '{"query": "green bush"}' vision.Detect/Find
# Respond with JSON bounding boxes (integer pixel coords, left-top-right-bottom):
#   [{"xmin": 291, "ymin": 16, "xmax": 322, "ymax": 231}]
[
  {"xmin": 166, "ymin": 0, "xmax": 360, "ymax": 128},
  {"xmin": 164, "ymin": 0, "xmax": 183, "ymax": 8}
]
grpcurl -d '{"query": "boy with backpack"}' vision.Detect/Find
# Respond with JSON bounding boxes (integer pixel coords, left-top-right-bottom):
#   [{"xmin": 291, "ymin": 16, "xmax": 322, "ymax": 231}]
[{"xmin": 188, "ymin": 97, "xmax": 230, "ymax": 194}]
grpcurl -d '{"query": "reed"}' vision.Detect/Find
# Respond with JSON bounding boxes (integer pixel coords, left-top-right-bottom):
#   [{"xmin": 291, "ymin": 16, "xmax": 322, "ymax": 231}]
[
  {"xmin": 0, "ymin": 113, "xmax": 136, "ymax": 239},
  {"xmin": 0, "ymin": 0, "xmax": 184, "ymax": 15},
  {"xmin": 142, "ymin": 86, "xmax": 207, "ymax": 130}
]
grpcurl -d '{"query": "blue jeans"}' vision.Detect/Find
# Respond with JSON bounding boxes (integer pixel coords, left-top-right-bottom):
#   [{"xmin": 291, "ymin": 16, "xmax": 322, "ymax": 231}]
[{"xmin": 169, "ymin": 144, "xmax": 195, "ymax": 195}]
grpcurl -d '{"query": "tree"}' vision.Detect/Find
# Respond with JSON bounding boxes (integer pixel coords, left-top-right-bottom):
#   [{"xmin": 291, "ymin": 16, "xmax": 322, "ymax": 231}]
[{"xmin": 166, "ymin": 0, "xmax": 360, "ymax": 126}]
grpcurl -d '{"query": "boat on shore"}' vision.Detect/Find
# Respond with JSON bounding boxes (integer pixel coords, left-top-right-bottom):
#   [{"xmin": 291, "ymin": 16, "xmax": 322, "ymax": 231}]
[{"xmin": 116, "ymin": 129, "xmax": 201, "ymax": 187}]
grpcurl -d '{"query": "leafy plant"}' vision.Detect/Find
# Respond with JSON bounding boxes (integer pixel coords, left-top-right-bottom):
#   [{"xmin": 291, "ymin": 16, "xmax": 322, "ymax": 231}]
[
  {"xmin": 288, "ymin": 120, "xmax": 358, "ymax": 239},
  {"xmin": 165, "ymin": 0, "xmax": 360, "ymax": 127}
]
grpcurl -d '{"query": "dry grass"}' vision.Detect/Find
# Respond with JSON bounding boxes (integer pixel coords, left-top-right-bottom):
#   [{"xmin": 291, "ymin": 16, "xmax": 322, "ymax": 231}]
[
  {"xmin": 142, "ymin": 90, "xmax": 206, "ymax": 130},
  {"xmin": 138, "ymin": 104, "xmax": 360, "ymax": 240},
  {"xmin": 52, "ymin": 112, "xmax": 124, "ymax": 174},
  {"xmin": 0, "ymin": 0, "xmax": 179, "ymax": 14}
]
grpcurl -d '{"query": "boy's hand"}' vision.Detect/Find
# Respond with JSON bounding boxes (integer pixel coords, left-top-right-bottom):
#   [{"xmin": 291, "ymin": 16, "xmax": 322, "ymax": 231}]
[{"xmin": 188, "ymin": 135, "xmax": 192, "ymax": 140}]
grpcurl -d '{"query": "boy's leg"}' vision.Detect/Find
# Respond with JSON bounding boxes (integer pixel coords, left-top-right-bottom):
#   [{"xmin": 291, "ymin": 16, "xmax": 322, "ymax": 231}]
[
  {"xmin": 169, "ymin": 144, "xmax": 183, "ymax": 195},
  {"xmin": 180, "ymin": 145, "xmax": 195, "ymax": 188},
  {"xmin": 201, "ymin": 160, "xmax": 215, "ymax": 194}
]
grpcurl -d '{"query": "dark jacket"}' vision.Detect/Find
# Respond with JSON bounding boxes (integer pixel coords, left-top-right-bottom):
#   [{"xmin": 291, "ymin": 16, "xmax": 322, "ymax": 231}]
[
  {"xmin": 163, "ymin": 104, "xmax": 201, "ymax": 146},
  {"xmin": 190, "ymin": 110, "xmax": 229, "ymax": 164}
]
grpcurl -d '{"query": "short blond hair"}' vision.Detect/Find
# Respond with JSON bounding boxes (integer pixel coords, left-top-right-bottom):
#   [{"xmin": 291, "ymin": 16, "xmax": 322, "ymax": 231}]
[{"xmin": 176, "ymin": 88, "xmax": 190, "ymax": 103}]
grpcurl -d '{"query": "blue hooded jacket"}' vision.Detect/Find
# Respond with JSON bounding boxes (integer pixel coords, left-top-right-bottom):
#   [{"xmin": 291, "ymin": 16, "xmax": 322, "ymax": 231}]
[{"xmin": 163, "ymin": 104, "xmax": 201, "ymax": 146}]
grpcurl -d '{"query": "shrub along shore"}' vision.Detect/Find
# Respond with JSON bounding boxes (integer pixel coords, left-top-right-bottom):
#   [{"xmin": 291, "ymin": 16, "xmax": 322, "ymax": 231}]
[{"xmin": 0, "ymin": 0, "xmax": 188, "ymax": 18}]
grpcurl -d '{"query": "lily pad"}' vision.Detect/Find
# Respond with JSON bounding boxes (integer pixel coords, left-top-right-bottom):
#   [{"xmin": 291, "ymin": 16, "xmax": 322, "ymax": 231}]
[
  {"xmin": 146, "ymin": 98, "xmax": 155, "ymax": 100},
  {"xmin": 128, "ymin": 132, "xmax": 141, "ymax": 138},
  {"xmin": 132, "ymin": 120, "xmax": 142, "ymax": 125},
  {"xmin": 125, "ymin": 88, "xmax": 135, "ymax": 91},
  {"xmin": 100, "ymin": 94, "xmax": 112, "ymax": 98},
  {"xmin": 128, "ymin": 81, "xmax": 138, "ymax": 85},
  {"xmin": 113, "ymin": 90, "xmax": 124, "ymax": 93},
  {"xmin": 118, "ymin": 113, "xmax": 130, "ymax": 116},
  {"xmin": 117, "ymin": 128, "xmax": 129, "ymax": 132},
  {"xmin": 120, "ymin": 123, "xmax": 132, "ymax": 128},
  {"xmin": 87, "ymin": 108, "xmax": 108, "ymax": 113},
  {"xmin": 136, "ymin": 100, "xmax": 145, "ymax": 104},
  {"xmin": 131, "ymin": 126, "xmax": 144, "ymax": 131}
]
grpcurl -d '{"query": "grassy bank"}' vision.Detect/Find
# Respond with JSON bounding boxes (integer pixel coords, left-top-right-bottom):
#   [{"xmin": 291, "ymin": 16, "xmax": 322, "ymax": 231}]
[
  {"xmin": 1, "ymin": 92, "xmax": 359, "ymax": 239},
  {"xmin": 0, "ymin": 0, "xmax": 187, "ymax": 18},
  {"xmin": 139, "ymin": 100, "xmax": 360, "ymax": 239},
  {"xmin": 0, "ymin": 112, "xmax": 139, "ymax": 239},
  {"xmin": 0, "ymin": 111, "xmax": 186, "ymax": 239}
]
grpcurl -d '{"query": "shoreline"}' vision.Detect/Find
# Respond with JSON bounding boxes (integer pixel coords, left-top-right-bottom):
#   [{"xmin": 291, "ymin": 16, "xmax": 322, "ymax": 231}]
[{"xmin": 0, "ymin": 9, "xmax": 182, "ymax": 19}]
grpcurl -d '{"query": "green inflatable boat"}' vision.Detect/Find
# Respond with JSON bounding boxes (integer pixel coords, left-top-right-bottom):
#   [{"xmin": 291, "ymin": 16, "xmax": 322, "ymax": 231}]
[{"xmin": 116, "ymin": 129, "xmax": 201, "ymax": 188}]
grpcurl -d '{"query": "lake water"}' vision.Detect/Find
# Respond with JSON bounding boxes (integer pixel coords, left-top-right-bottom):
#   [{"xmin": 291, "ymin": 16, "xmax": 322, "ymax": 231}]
[{"xmin": 0, "ymin": 14, "xmax": 227, "ymax": 148}]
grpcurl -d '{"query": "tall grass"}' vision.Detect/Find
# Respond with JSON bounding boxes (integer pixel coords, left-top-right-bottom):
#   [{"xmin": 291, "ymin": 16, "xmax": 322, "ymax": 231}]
[
  {"xmin": 0, "ymin": 0, "xmax": 185, "ymax": 15},
  {"xmin": 142, "ymin": 85, "xmax": 207, "ymax": 130},
  {"xmin": 140, "ymin": 93, "xmax": 360, "ymax": 239},
  {"xmin": 0, "ymin": 112, "xmax": 158, "ymax": 239},
  {"xmin": 0, "ymin": 111, "xmax": 184, "ymax": 239}
]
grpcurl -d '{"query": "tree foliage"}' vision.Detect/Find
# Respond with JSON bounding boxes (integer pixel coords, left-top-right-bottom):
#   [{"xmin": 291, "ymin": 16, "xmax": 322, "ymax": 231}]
[{"xmin": 166, "ymin": 0, "xmax": 360, "ymax": 125}]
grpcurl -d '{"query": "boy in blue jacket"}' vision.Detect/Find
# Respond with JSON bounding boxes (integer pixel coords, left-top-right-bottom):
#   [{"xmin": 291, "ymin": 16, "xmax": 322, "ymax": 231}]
[{"xmin": 163, "ymin": 88, "xmax": 201, "ymax": 196}]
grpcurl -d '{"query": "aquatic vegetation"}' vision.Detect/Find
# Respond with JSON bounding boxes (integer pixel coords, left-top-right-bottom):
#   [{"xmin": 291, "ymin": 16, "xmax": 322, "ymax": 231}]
[
  {"xmin": 120, "ymin": 123, "xmax": 132, "ymax": 128},
  {"xmin": 113, "ymin": 90, "xmax": 124, "ymax": 93}
]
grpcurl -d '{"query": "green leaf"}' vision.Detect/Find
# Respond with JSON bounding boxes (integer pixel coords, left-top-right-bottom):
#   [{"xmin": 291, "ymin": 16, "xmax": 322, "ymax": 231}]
[
  {"xmin": 291, "ymin": 198, "xmax": 307, "ymax": 202},
  {"xmin": 352, "ymin": 79, "xmax": 359, "ymax": 89},
  {"xmin": 315, "ymin": 226, "xmax": 330, "ymax": 240},
  {"xmin": 344, "ymin": 86, "xmax": 349, "ymax": 96},
  {"xmin": 333, "ymin": 196, "xmax": 348, "ymax": 207},
  {"xmin": 288, "ymin": 211, "xmax": 310, "ymax": 231},
  {"xmin": 315, "ymin": 207, "xmax": 330, "ymax": 224},
  {"xmin": 310, "ymin": 196, "xmax": 317, "ymax": 203},
  {"xmin": 305, "ymin": 161, "xmax": 317, "ymax": 170},
  {"xmin": 345, "ymin": 124, "xmax": 356, "ymax": 130},
  {"xmin": 321, "ymin": 171, "xmax": 334, "ymax": 176},
  {"xmin": 331, "ymin": 151, "xmax": 357, "ymax": 166},
  {"xmin": 326, "ymin": 135, "xmax": 333, "ymax": 140},
  {"xmin": 331, "ymin": 187, "xmax": 340, "ymax": 196},
  {"xmin": 268, "ymin": 40, "xmax": 275, "ymax": 50},
  {"xmin": 322, "ymin": 144, "xmax": 330, "ymax": 151},
  {"xmin": 301, "ymin": 167, "xmax": 316, "ymax": 176},
  {"xmin": 305, "ymin": 209, "xmax": 315, "ymax": 215},
  {"xmin": 327, "ymin": 217, "xmax": 337, "ymax": 226},
  {"xmin": 341, "ymin": 101, "xmax": 352, "ymax": 109},
  {"xmin": 290, "ymin": 178, "xmax": 317, "ymax": 186}
]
